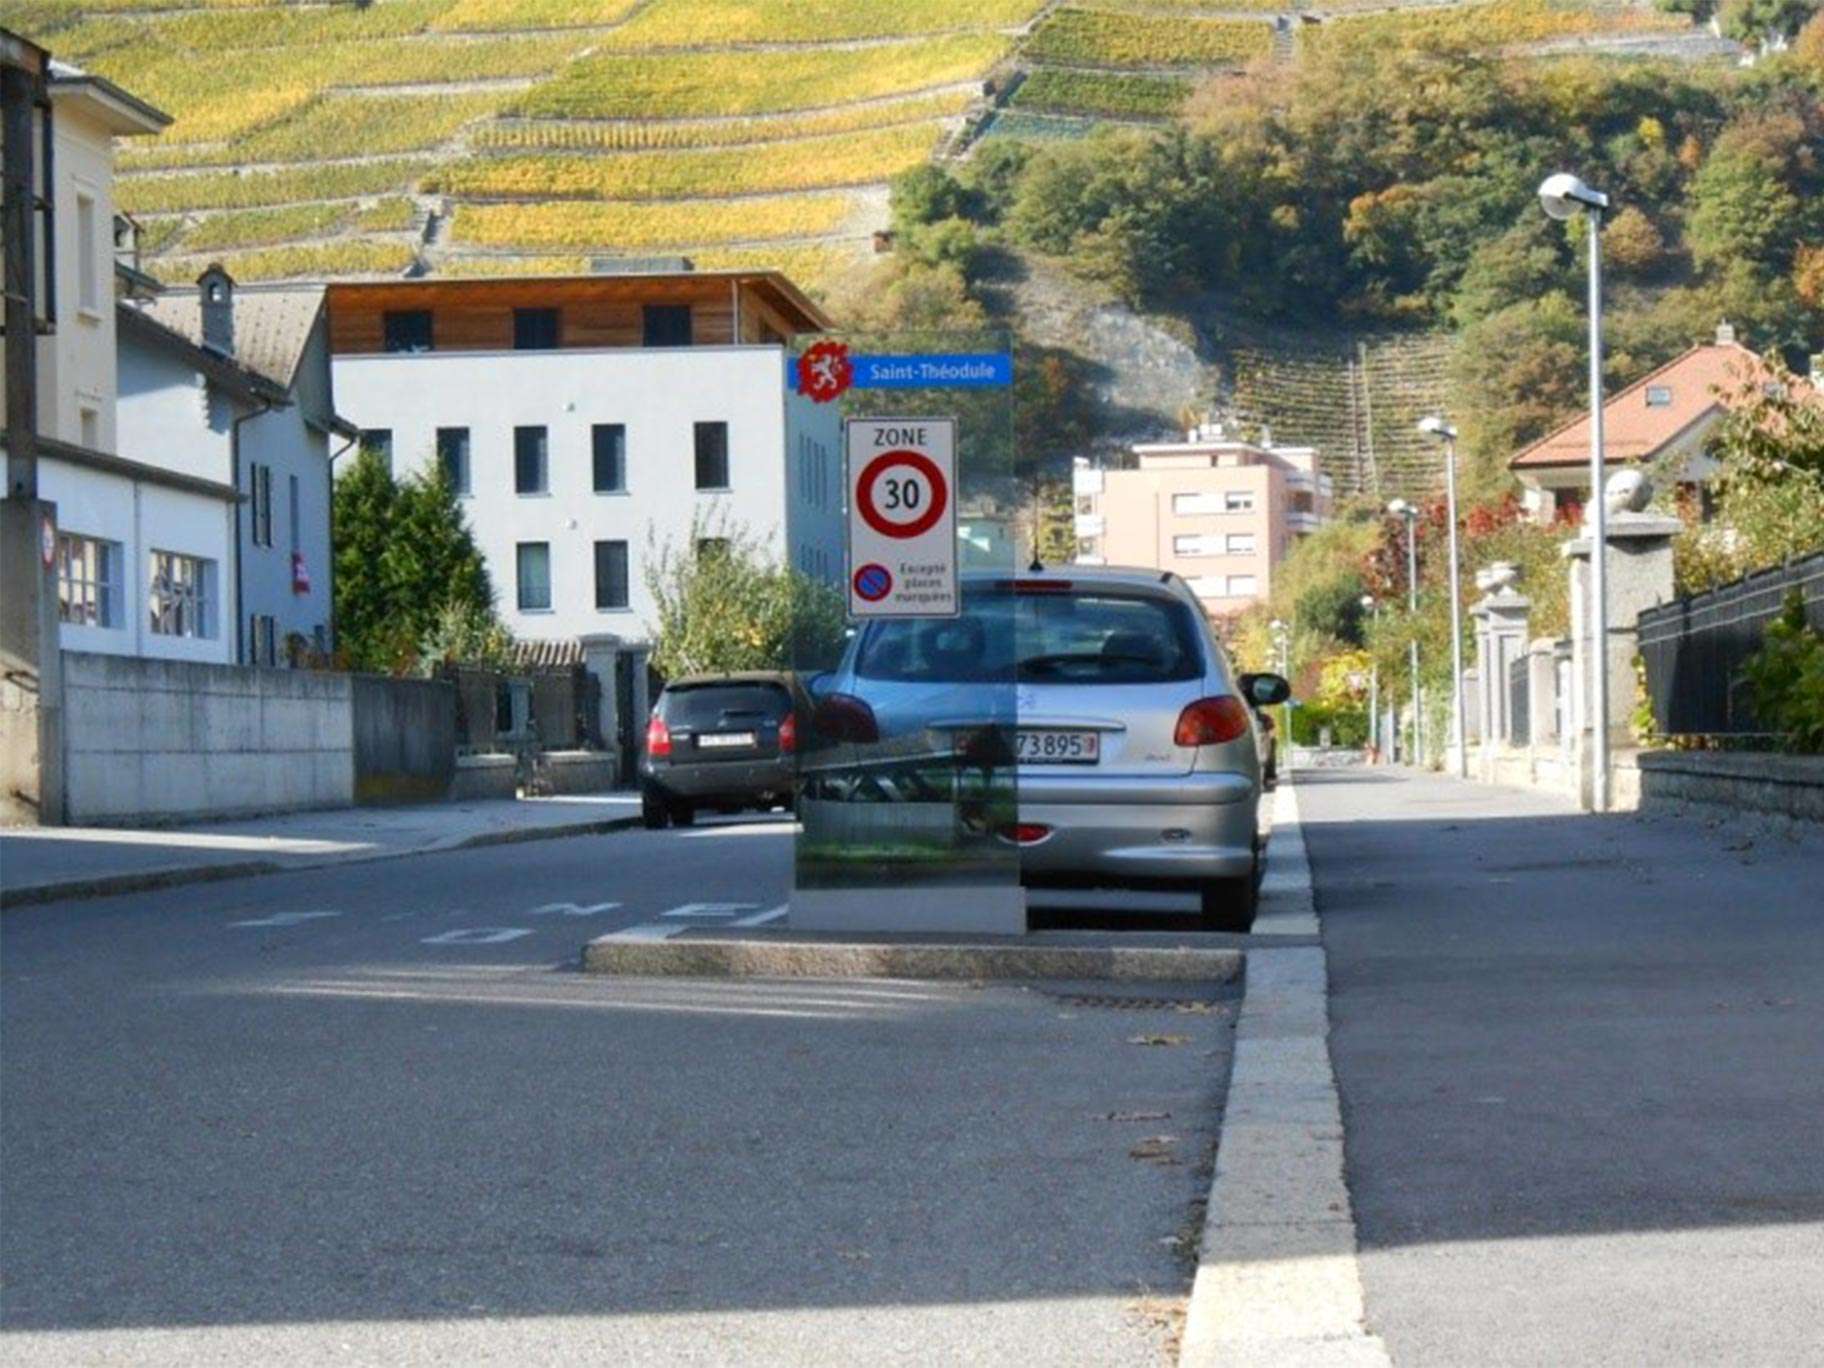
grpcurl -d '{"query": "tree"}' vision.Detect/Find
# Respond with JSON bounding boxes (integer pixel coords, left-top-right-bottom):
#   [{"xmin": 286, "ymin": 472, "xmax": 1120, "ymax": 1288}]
[
  {"xmin": 644, "ymin": 515, "xmax": 846, "ymax": 678},
  {"xmin": 332, "ymin": 444, "xmax": 406, "ymax": 670},
  {"xmin": 384, "ymin": 462, "xmax": 493, "ymax": 649}
]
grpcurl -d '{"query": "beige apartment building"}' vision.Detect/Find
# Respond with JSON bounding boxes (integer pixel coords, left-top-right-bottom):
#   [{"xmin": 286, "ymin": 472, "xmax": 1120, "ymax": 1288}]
[{"xmin": 1073, "ymin": 426, "xmax": 1332, "ymax": 618}]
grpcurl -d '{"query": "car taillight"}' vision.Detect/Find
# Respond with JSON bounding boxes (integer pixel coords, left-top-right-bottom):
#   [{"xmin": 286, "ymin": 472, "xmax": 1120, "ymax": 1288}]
[
  {"xmin": 778, "ymin": 711, "xmax": 797, "ymax": 753},
  {"xmin": 1175, "ymin": 696, "xmax": 1252, "ymax": 747},
  {"xmin": 813, "ymin": 692, "xmax": 879, "ymax": 744},
  {"xmin": 646, "ymin": 714, "xmax": 672, "ymax": 758},
  {"xmin": 998, "ymin": 823, "xmax": 1052, "ymax": 845}
]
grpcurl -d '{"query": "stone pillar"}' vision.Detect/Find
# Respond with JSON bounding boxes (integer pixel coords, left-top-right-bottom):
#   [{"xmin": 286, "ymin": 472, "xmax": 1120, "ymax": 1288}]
[
  {"xmin": 0, "ymin": 498, "xmax": 64, "ymax": 826},
  {"xmin": 1526, "ymin": 637, "xmax": 1559, "ymax": 747},
  {"xmin": 1479, "ymin": 592, "xmax": 1531, "ymax": 744},
  {"xmin": 577, "ymin": 633, "xmax": 624, "ymax": 757},
  {"xmin": 1561, "ymin": 513, "xmax": 1680, "ymax": 750}
]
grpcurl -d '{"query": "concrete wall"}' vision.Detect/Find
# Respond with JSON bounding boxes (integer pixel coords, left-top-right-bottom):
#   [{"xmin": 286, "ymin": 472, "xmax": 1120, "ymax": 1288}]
[
  {"xmin": 62, "ymin": 651, "xmax": 352, "ymax": 825},
  {"xmin": 1638, "ymin": 751, "xmax": 1824, "ymax": 825},
  {"xmin": 352, "ymin": 674, "xmax": 455, "ymax": 804}
]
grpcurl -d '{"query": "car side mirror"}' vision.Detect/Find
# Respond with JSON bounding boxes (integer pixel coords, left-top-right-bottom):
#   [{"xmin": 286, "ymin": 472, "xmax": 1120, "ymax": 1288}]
[{"xmin": 1240, "ymin": 672, "xmax": 1290, "ymax": 708}]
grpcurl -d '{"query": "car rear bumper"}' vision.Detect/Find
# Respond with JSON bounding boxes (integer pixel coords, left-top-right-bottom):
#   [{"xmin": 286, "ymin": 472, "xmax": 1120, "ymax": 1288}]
[
  {"xmin": 643, "ymin": 758, "xmax": 795, "ymax": 803},
  {"xmin": 1015, "ymin": 768, "xmax": 1260, "ymax": 883}
]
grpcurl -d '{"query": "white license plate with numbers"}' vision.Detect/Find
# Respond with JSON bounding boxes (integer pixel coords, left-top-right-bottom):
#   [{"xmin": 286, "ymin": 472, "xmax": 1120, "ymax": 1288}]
[
  {"xmin": 697, "ymin": 732, "xmax": 756, "ymax": 749},
  {"xmin": 1015, "ymin": 730, "xmax": 1099, "ymax": 764}
]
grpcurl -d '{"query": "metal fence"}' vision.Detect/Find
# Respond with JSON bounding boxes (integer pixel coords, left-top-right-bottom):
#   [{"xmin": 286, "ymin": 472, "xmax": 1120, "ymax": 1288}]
[
  {"xmin": 1508, "ymin": 654, "xmax": 1530, "ymax": 747},
  {"xmin": 1637, "ymin": 552, "xmax": 1824, "ymax": 737}
]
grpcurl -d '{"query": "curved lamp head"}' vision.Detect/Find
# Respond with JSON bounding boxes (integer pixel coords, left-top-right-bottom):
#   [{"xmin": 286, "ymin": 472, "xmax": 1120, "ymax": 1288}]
[
  {"xmin": 1538, "ymin": 172, "xmax": 1609, "ymax": 221},
  {"xmin": 1360, "ymin": 593, "xmax": 1376, "ymax": 610},
  {"xmin": 1417, "ymin": 415, "xmax": 1458, "ymax": 441},
  {"xmin": 1387, "ymin": 498, "xmax": 1415, "ymax": 519}
]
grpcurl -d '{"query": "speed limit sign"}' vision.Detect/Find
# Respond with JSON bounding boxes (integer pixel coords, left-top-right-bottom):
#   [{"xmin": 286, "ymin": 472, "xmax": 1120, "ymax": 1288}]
[{"xmin": 845, "ymin": 417, "xmax": 957, "ymax": 617}]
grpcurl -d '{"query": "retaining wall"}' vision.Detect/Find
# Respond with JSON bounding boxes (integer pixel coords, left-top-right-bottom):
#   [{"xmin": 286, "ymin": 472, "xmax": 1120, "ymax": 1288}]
[
  {"xmin": 1637, "ymin": 750, "xmax": 1824, "ymax": 825},
  {"xmin": 62, "ymin": 651, "xmax": 353, "ymax": 825}
]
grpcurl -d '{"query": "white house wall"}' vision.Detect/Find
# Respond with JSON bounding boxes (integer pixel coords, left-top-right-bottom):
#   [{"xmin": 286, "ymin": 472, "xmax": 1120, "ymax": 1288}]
[
  {"xmin": 332, "ymin": 345, "xmax": 842, "ymax": 644},
  {"xmin": 238, "ymin": 403, "xmax": 335, "ymax": 657}
]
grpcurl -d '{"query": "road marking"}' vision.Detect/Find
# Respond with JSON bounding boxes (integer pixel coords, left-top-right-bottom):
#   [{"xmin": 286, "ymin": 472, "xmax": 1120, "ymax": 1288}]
[
  {"xmin": 594, "ymin": 923, "xmax": 686, "ymax": 942},
  {"xmin": 227, "ymin": 911, "xmax": 341, "ymax": 929},
  {"xmin": 528, "ymin": 901, "xmax": 622, "ymax": 917},
  {"xmin": 421, "ymin": 928, "xmax": 533, "ymax": 946},
  {"xmin": 731, "ymin": 903, "xmax": 788, "ymax": 927},
  {"xmin": 1179, "ymin": 781, "xmax": 1390, "ymax": 1367},
  {"xmin": 660, "ymin": 902, "xmax": 756, "ymax": 919}
]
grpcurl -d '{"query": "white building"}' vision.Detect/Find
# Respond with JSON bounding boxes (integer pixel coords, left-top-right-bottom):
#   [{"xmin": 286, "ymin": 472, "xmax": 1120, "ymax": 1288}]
[
  {"xmin": 133, "ymin": 270, "xmax": 354, "ymax": 663},
  {"xmin": 325, "ymin": 273, "xmax": 844, "ymax": 648}
]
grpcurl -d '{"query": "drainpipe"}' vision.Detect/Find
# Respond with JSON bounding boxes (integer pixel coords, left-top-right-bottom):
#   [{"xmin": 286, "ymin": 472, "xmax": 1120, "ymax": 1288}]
[{"xmin": 230, "ymin": 398, "xmax": 276, "ymax": 664}]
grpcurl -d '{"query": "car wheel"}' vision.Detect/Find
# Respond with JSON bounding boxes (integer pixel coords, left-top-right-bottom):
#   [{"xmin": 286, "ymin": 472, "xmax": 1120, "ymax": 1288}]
[
  {"xmin": 641, "ymin": 787, "xmax": 669, "ymax": 830},
  {"xmin": 670, "ymin": 801, "xmax": 696, "ymax": 827},
  {"xmin": 1199, "ymin": 874, "xmax": 1258, "ymax": 934}
]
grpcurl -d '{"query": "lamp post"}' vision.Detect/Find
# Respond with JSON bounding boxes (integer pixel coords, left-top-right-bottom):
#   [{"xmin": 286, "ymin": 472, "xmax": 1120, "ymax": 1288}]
[
  {"xmin": 1418, "ymin": 417, "xmax": 1468, "ymax": 779},
  {"xmin": 1387, "ymin": 499, "xmax": 1421, "ymax": 766},
  {"xmin": 1268, "ymin": 617, "xmax": 1291, "ymax": 761},
  {"xmin": 1360, "ymin": 593, "xmax": 1379, "ymax": 761},
  {"xmin": 1539, "ymin": 171, "xmax": 1612, "ymax": 812}
]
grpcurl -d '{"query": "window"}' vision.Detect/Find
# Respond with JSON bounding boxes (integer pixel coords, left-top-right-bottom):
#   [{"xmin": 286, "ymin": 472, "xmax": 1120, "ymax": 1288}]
[
  {"xmin": 1227, "ymin": 575, "xmax": 1258, "ymax": 597},
  {"xmin": 360, "ymin": 429, "xmax": 392, "ymax": 474},
  {"xmin": 694, "ymin": 421, "xmax": 729, "ymax": 489},
  {"xmin": 1173, "ymin": 535, "xmax": 1215, "ymax": 557},
  {"xmin": 643, "ymin": 304, "xmax": 692, "ymax": 347},
  {"xmin": 250, "ymin": 463, "xmax": 273, "ymax": 547},
  {"xmin": 77, "ymin": 192, "xmax": 98, "ymax": 313},
  {"xmin": 383, "ymin": 310, "xmax": 433, "ymax": 353},
  {"xmin": 594, "ymin": 540, "xmax": 630, "ymax": 610},
  {"xmin": 1226, "ymin": 532, "xmax": 1256, "ymax": 554},
  {"xmin": 289, "ymin": 473, "xmax": 301, "ymax": 553},
  {"xmin": 591, "ymin": 423, "xmax": 626, "ymax": 493},
  {"xmin": 1224, "ymin": 490, "xmax": 1255, "ymax": 512},
  {"xmin": 250, "ymin": 614, "xmax": 277, "ymax": 666},
  {"xmin": 514, "ymin": 307, "xmax": 561, "ymax": 350},
  {"xmin": 514, "ymin": 426, "xmax": 548, "ymax": 495},
  {"xmin": 436, "ymin": 426, "xmax": 471, "ymax": 495},
  {"xmin": 516, "ymin": 542, "xmax": 552, "ymax": 612},
  {"xmin": 148, "ymin": 551, "xmax": 216, "ymax": 639},
  {"xmin": 1646, "ymin": 385, "xmax": 1673, "ymax": 407},
  {"xmin": 56, "ymin": 533, "xmax": 121, "ymax": 629}
]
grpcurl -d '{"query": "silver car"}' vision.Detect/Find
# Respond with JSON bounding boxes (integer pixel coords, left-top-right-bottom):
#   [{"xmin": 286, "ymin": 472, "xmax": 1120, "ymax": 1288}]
[{"xmin": 810, "ymin": 566, "xmax": 1288, "ymax": 931}]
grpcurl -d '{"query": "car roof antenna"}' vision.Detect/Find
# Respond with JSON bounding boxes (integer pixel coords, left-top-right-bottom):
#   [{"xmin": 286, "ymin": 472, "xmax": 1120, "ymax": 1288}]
[{"xmin": 1028, "ymin": 555, "xmax": 1045, "ymax": 572}]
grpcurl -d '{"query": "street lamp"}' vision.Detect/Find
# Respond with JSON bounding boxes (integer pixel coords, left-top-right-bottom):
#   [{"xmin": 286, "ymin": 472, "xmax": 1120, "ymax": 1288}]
[
  {"xmin": 1268, "ymin": 617, "xmax": 1292, "ymax": 759},
  {"xmin": 1539, "ymin": 171, "xmax": 1612, "ymax": 812},
  {"xmin": 1360, "ymin": 593, "xmax": 1379, "ymax": 761},
  {"xmin": 1387, "ymin": 499, "xmax": 1421, "ymax": 766},
  {"xmin": 1418, "ymin": 416, "xmax": 1468, "ymax": 779}
]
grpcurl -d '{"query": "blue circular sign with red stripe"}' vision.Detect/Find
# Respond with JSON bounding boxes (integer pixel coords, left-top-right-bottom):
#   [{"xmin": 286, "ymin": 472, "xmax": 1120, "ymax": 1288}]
[{"xmin": 853, "ymin": 563, "xmax": 893, "ymax": 602}]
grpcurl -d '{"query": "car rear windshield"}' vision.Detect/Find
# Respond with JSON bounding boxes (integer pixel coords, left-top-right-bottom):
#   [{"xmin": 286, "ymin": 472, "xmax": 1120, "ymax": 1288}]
[
  {"xmin": 660, "ymin": 683, "xmax": 789, "ymax": 727},
  {"xmin": 854, "ymin": 589, "xmax": 1203, "ymax": 684}
]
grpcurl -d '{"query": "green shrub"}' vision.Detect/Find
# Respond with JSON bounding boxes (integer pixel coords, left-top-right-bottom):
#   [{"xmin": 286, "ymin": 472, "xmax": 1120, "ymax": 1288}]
[{"xmin": 1742, "ymin": 588, "xmax": 1824, "ymax": 752}]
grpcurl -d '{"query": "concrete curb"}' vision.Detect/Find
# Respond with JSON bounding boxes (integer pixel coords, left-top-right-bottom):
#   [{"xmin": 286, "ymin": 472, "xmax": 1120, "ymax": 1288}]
[
  {"xmin": 0, "ymin": 814, "xmax": 639, "ymax": 911},
  {"xmin": 583, "ymin": 935, "xmax": 1244, "ymax": 983},
  {"xmin": 1179, "ymin": 781, "xmax": 1391, "ymax": 1368}
]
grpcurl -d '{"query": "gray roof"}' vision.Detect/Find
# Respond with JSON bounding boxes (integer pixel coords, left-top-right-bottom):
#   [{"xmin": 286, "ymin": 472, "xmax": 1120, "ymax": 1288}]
[{"xmin": 140, "ymin": 284, "xmax": 326, "ymax": 392}]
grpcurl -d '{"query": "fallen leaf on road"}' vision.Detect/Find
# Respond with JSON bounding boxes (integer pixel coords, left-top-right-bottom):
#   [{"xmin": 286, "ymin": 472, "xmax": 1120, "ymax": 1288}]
[
  {"xmin": 1128, "ymin": 1034, "xmax": 1190, "ymax": 1047},
  {"xmin": 1130, "ymin": 1135, "xmax": 1182, "ymax": 1164},
  {"xmin": 1174, "ymin": 1001, "xmax": 1224, "ymax": 1015}
]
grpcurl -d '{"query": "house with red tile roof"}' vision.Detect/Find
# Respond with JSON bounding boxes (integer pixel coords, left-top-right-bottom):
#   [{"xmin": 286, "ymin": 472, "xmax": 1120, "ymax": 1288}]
[{"xmin": 1507, "ymin": 323, "xmax": 1812, "ymax": 524}]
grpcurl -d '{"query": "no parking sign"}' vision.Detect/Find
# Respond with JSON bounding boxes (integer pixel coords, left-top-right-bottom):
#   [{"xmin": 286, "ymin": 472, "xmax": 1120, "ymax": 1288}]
[{"xmin": 845, "ymin": 417, "xmax": 957, "ymax": 618}]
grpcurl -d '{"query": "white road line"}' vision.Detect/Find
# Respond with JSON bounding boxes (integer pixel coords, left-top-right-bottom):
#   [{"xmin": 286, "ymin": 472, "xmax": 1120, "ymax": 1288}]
[
  {"xmin": 528, "ymin": 901, "xmax": 622, "ymax": 917},
  {"xmin": 730, "ymin": 903, "xmax": 788, "ymax": 927},
  {"xmin": 420, "ymin": 928, "xmax": 533, "ymax": 946},
  {"xmin": 1180, "ymin": 782, "xmax": 1390, "ymax": 1368},
  {"xmin": 226, "ymin": 911, "xmax": 341, "ymax": 929},
  {"xmin": 660, "ymin": 902, "xmax": 756, "ymax": 919}
]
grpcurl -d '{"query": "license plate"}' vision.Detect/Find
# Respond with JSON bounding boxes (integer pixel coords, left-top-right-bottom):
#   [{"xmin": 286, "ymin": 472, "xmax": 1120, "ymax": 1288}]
[
  {"xmin": 697, "ymin": 732, "xmax": 755, "ymax": 749},
  {"xmin": 1016, "ymin": 730, "xmax": 1099, "ymax": 764}
]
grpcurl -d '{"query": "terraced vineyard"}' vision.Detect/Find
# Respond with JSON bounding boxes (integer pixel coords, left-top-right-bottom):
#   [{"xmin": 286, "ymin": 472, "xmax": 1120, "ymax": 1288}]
[
  {"xmin": 17, "ymin": 0, "xmax": 1715, "ymax": 292},
  {"xmin": 19, "ymin": 0, "xmax": 1040, "ymax": 287}
]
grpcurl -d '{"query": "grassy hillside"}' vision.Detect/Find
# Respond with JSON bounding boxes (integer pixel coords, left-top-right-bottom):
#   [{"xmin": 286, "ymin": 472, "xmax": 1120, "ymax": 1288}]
[{"xmin": 14, "ymin": 0, "xmax": 1721, "ymax": 290}]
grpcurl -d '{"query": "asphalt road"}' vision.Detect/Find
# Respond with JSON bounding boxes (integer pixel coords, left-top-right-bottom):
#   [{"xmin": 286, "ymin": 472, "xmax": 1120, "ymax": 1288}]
[
  {"xmin": 1302, "ymin": 768, "xmax": 1824, "ymax": 1367},
  {"xmin": 1, "ymin": 814, "xmax": 1233, "ymax": 1366}
]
